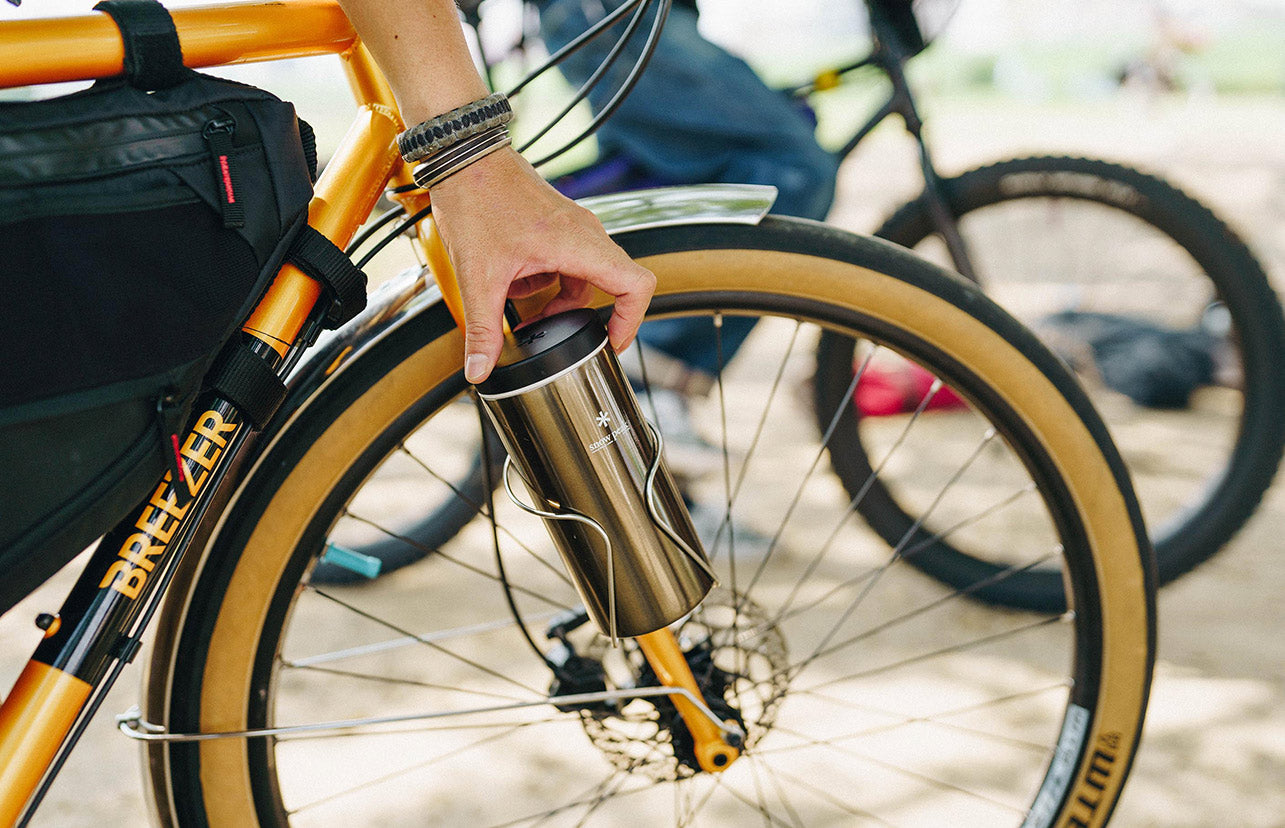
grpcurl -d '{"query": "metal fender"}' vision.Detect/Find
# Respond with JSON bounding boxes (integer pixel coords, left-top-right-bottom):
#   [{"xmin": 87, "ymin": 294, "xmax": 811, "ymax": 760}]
[{"xmin": 280, "ymin": 183, "xmax": 777, "ymax": 417}]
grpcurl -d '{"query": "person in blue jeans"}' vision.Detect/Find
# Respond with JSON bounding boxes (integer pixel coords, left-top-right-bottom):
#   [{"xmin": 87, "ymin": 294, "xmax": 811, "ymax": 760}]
[{"xmin": 537, "ymin": 0, "xmax": 840, "ymax": 381}]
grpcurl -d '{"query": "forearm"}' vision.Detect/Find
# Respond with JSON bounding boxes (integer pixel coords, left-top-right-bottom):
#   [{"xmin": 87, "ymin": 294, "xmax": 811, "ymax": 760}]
[
  {"xmin": 336, "ymin": 0, "xmax": 655, "ymax": 383},
  {"xmin": 337, "ymin": 0, "xmax": 489, "ymax": 124}
]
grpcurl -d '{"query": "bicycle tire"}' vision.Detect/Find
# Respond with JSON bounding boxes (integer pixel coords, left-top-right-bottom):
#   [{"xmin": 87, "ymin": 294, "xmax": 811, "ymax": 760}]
[
  {"xmin": 145, "ymin": 218, "xmax": 1154, "ymax": 827},
  {"xmin": 818, "ymin": 155, "xmax": 1285, "ymax": 611}
]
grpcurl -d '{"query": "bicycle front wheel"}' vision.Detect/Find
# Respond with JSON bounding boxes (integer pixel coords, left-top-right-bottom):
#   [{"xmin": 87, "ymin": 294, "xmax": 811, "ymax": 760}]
[
  {"xmin": 146, "ymin": 219, "xmax": 1154, "ymax": 827},
  {"xmin": 824, "ymin": 156, "xmax": 1285, "ymax": 610}
]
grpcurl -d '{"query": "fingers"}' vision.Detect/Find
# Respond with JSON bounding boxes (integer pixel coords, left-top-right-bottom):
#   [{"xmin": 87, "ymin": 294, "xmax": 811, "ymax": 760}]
[
  {"xmin": 578, "ymin": 255, "xmax": 654, "ymax": 352},
  {"xmin": 429, "ymin": 149, "xmax": 656, "ymax": 382},
  {"xmin": 605, "ymin": 263, "xmax": 654, "ymax": 352},
  {"xmin": 463, "ymin": 261, "xmax": 653, "ymax": 382},
  {"xmin": 532, "ymin": 279, "xmax": 593, "ymax": 320},
  {"xmin": 532, "ymin": 257, "xmax": 654, "ymax": 352}
]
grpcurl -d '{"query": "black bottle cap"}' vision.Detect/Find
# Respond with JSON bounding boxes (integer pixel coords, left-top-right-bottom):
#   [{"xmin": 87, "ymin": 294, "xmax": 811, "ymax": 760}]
[{"xmin": 475, "ymin": 308, "xmax": 609, "ymax": 397}]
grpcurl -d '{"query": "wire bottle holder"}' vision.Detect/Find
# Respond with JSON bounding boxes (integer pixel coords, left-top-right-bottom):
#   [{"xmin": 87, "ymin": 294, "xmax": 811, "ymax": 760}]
[{"xmin": 475, "ymin": 309, "xmax": 715, "ymax": 643}]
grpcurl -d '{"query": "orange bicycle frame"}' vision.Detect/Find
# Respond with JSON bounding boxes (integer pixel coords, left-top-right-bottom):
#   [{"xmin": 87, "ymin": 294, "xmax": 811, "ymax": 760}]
[
  {"xmin": 0, "ymin": 3, "xmax": 731, "ymax": 822},
  {"xmin": 0, "ymin": 4, "xmax": 449, "ymax": 823}
]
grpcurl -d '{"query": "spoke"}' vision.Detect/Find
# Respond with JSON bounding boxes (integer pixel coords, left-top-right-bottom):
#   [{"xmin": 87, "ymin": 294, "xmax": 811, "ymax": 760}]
[
  {"xmin": 745, "ymin": 745, "xmax": 771, "ymax": 828},
  {"xmin": 310, "ymin": 588, "xmax": 547, "ymax": 698},
  {"xmin": 712, "ymin": 313, "xmax": 753, "ymax": 717},
  {"xmin": 338, "ymin": 512, "xmax": 575, "ymax": 610},
  {"xmin": 895, "ymin": 483, "xmax": 1039, "ymax": 563},
  {"xmin": 770, "ymin": 723, "xmax": 1027, "ymax": 817},
  {"xmin": 284, "ymin": 611, "xmax": 560, "ymax": 668},
  {"xmin": 714, "ymin": 312, "xmax": 738, "ymax": 610},
  {"xmin": 567, "ymin": 771, "xmax": 636, "ymax": 828},
  {"xmin": 286, "ymin": 719, "xmax": 540, "ymax": 816},
  {"xmin": 800, "ymin": 613, "xmax": 1069, "ymax": 693},
  {"xmin": 496, "ymin": 738, "xmax": 668, "ymax": 828},
  {"xmin": 804, "ymin": 549, "xmax": 1062, "ymax": 668},
  {"xmin": 397, "ymin": 439, "xmax": 490, "ymax": 516},
  {"xmin": 763, "ymin": 764, "xmax": 899, "ymax": 827},
  {"xmin": 278, "ymin": 663, "xmax": 530, "ymax": 704},
  {"xmin": 736, "ymin": 482, "xmax": 1046, "ymax": 651},
  {"xmin": 749, "ymin": 755, "xmax": 807, "ymax": 828},
  {"xmin": 737, "ymin": 549, "xmax": 1063, "ymax": 696},
  {"xmin": 698, "ymin": 320, "xmax": 808, "ymax": 600},
  {"xmin": 727, "ymin": 761, "xmax": 800, "ymax": 828},
  {"xmin": 713, "ymin": 312, "xmax": 733, "ymax": 580},
  {"xmin": 755, "ymin": 682, "xmax": 1071, "ymax": 757},
  {"xmin": 676, "ymin": 774, "xmax": 718, "ymax": 827},
  {"xmin": 794, "ymin": 426, "xmax": 1000, "ymax": 674},
  {"xmin": 397, "ymin": 444, "xmax": 576, "ymax": 591},
  {"xmin": 734, "ymin": 344, "xmax": 877, "ymax": 608},
  {"xmin": 769, "ymin": 367, "xmax": 946, "ymax": 625},
  {"xmin": 277, "ymin": 717, "xmax": 584, "ymax": 744}
]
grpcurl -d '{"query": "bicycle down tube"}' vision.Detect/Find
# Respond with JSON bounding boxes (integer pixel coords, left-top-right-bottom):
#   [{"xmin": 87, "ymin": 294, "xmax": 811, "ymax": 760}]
[
  {"xmin": 0, "ymin": 8, "xmax": 381, "ymax": 823},
  {"xmin": 0, "ymin": 4, "xmax": 735, "ymax": 822}
]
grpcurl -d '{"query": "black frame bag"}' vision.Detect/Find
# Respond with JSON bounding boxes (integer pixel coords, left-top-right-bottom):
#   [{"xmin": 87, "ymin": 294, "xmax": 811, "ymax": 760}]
[{"xmin": 0, "ymin": 0, "xmax": 362, "ymax": 613}]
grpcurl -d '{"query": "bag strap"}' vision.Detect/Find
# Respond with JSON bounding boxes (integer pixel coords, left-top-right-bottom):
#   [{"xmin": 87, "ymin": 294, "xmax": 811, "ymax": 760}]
[
  {"xmin": 208, "ymin": 342, "xmax": 289, "ymax": 431},
  {"xmin": 93, "ymin": 0, "xmax": 190, "ymax": 90},
  {"xmin": 208, "ymin": 223, "xmax": 369, "ymax": 429},
  {"xmin": 288, "ymin": 225, "xmax": 369, "ymax": 329}
]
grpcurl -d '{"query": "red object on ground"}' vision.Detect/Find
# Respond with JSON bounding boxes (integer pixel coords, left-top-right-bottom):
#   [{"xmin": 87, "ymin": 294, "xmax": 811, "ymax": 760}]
[{"xmin": 855, "ymin": 362, "xmax": 968, "ymax": 417}]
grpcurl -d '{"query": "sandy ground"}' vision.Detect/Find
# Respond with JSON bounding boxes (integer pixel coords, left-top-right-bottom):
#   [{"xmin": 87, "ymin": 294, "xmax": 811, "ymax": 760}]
[
  {"xmin": 828, "ymin": 93, "xmax": 1285, "ymax": 827},
  {"xmin": 1, "ymin": 93, "xmax": 1282, "ymax": 826}
]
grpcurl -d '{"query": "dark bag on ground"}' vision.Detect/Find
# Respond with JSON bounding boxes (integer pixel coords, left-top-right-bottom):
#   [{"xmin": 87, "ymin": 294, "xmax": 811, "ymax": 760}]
[
  {"xmin": 1038, "ymin": 310, "xmax": 1217, "ymax": 409},
  {"xmin": 0, "ymin": 0, "xmax": 363, "ymax": 614}
]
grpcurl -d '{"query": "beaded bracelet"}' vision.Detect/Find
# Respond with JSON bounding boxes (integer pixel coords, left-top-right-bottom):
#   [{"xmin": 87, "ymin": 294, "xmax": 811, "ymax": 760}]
[
  {"xmin": 410, "ymin": 124, "xmax": 513, "ymax": 190},
  {"xmin": 397, "ymin": 92, "xmax": 513, "ymax": 165}
]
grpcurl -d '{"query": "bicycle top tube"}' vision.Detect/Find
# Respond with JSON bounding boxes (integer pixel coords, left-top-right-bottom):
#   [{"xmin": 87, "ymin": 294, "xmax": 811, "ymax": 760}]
[{"xmin": 0, "ymin": 0, "xmax": 356, "ymax": 89}]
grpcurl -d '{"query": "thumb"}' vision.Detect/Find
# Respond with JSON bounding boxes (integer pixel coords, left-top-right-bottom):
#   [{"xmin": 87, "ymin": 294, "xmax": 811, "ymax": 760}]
[{"xmin": 464, "ymin": 315, "xmax": 503, "ymax": 384}]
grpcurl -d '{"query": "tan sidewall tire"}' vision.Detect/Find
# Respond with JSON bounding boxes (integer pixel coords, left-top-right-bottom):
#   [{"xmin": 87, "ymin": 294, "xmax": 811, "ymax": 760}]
[{"xmin": 152, "ymin": 240, "xmax": 1152, "ymax": 828}]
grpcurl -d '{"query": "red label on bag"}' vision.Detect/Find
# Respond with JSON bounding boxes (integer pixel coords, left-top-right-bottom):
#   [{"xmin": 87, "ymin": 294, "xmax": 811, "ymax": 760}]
[{"xmin": 219, "ymin": 155, "xmax": 236, "ymax": 204}]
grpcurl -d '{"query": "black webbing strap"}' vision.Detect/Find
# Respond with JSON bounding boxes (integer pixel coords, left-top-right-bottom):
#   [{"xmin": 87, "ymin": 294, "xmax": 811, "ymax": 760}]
[
  {"xmin": 93, "ymin": 0, "xmax": 190, "ymax": 91},
  {"xmin": 209, "ymin": 343, "xmax": 288, "ymax": 431},
  {"xmin": 288, "ymin": 225, "xmax": 368, "ymax": 329}
]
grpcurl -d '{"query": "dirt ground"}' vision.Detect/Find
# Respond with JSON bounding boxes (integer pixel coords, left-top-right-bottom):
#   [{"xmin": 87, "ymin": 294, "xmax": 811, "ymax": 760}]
[
  {"xmin": 2, "ymin": 93, "xmax": 1282, "ymax": 826},
  {"xmin": 831, "ymin": 92, "xmax": 1285, "ymax": 827}
]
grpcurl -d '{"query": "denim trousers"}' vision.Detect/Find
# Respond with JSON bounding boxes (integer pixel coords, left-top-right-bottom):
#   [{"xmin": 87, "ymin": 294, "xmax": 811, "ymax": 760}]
[{"xmin": 538, "ymin": 0, "xmax": 839, "ymax": 375}]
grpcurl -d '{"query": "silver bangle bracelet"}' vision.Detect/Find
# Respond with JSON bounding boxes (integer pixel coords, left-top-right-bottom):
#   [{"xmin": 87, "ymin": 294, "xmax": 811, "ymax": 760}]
[{"xmin": 411, "ymin": 125, "xmax": 513, "ymax": 190}]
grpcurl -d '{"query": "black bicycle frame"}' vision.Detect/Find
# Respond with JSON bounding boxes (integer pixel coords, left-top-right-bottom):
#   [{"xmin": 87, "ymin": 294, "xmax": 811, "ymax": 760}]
[{"xmin": 791, "ymin": 7, "xmax": 981, "ymax": 282}]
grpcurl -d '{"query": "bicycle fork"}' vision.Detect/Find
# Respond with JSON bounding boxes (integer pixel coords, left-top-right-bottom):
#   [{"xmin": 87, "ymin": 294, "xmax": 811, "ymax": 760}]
[
  {"xmin": 636, "ymin": 631, "xmax": 742, "ymax": 771},
  {"xmin": 428, "ymin": 218, "xmax": 744, "ymax": 775}
]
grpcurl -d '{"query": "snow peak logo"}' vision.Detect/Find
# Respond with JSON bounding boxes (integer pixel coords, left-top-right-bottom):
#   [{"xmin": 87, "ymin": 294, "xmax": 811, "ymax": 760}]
[{"xmin": 588, "ymin": 410, "xmax": 632, "ymax": 454}]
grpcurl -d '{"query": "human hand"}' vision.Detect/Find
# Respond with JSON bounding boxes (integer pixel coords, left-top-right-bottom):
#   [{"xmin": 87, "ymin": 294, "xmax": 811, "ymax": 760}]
[{"xmin": 428, "ymin": 146, "xmax": 656, "ymax": 384}]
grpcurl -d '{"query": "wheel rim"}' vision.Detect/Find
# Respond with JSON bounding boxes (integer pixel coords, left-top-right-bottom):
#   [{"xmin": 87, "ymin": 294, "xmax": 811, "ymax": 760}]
[
  {"xmin": 169, "ymin": 240, "xmax": 1151, "ymax": 827},
  {"xmin": 874, "ymin": 164, "xmax": 1283, "ymax": 594},
  {"xmin": 920, "ymin": 196, "xmax": 1239, "ymax": 542}
]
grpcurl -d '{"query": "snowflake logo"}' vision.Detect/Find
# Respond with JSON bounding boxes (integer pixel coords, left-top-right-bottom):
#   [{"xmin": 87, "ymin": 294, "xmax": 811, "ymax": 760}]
[{"xmin": 596, "ymin": 411, "xmax": 611, "ymax": 428}]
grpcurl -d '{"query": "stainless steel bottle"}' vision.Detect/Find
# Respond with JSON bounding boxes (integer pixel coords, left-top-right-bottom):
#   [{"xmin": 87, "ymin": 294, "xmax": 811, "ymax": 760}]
[{"xmin": 476, "ymin": 309, "xmax": 715, "ymax": 641}]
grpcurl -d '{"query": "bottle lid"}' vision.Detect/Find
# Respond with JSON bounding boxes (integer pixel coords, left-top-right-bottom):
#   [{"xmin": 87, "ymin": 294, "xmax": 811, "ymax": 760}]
[{"xmin": 475, "ymin": 308, "xmax": 609, "ymax": 398}]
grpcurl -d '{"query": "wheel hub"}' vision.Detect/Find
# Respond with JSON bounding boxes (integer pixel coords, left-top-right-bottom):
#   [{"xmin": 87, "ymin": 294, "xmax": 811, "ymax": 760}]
[{"xmin": 576, "ymin": 589, "xmax": 789, "ymax": 781}]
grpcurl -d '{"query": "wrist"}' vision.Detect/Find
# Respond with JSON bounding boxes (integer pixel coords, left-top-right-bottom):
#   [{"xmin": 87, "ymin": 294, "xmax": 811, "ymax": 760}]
[
  {"xmin": 429, "ymin": 146, "xmax": 526, "ymax": 197},
  {"xmin": 399, "ymin": 92, "xmax": 518, "ymax": 191}
]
